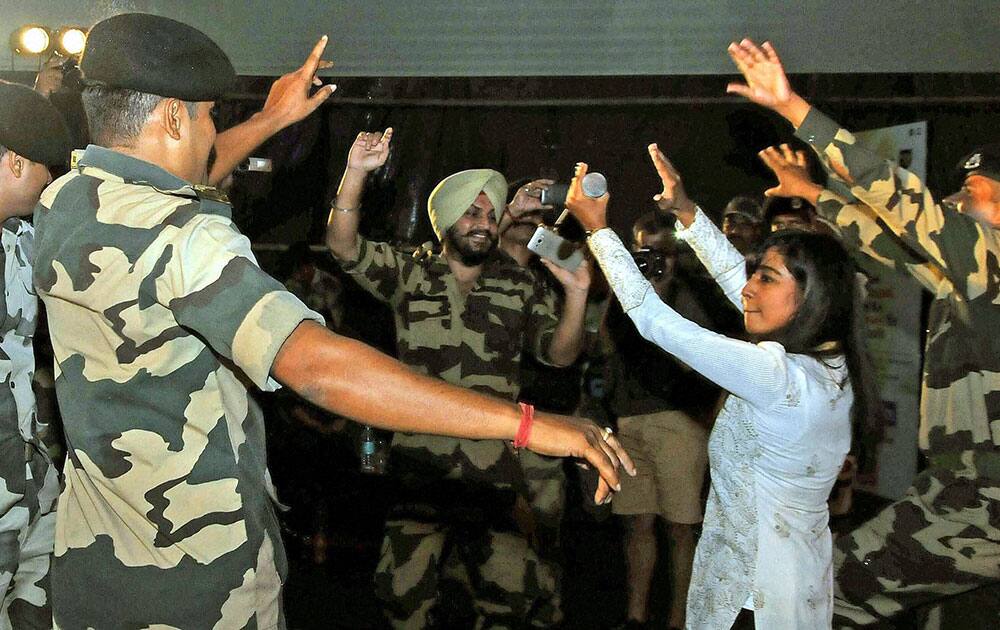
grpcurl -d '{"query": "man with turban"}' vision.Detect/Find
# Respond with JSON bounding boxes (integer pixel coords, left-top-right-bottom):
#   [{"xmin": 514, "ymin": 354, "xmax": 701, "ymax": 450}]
[
  {"xmin": 33, "ymin": 14, "xmax": 631, "ymax": 629},
  {"xmin": 327, "ymin": 130, "xmax": 593, "ymax": 628}
]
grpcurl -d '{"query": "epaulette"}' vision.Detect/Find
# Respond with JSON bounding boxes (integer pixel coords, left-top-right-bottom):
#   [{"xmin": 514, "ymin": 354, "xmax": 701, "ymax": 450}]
[{"xmin": 192, "ymin": 184, "xmax": 233, "ymax": 218}]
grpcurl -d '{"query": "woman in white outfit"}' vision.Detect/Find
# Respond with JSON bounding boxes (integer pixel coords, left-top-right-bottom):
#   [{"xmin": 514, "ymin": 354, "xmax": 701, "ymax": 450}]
[{"xmin": 565, "ymin": 151, "xmax": 875, "ymax": 629}]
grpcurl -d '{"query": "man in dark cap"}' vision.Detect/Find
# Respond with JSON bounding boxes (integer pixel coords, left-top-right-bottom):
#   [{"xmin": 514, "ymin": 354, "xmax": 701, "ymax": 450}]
[
  {"xmin": 0, "ymin": 80, "xmax": 71, "ymax": 628},
  {"xmin": 729, "ymin": 38, "xmax": 1000, "ymax": 627},
  {"xmin": 34, "ymin": 13, "xmax": 631, "ymax": 629}
]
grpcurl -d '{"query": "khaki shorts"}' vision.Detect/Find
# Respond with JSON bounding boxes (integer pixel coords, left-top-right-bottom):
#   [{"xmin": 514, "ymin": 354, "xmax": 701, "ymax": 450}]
[{"xmin": 611, "ymin": 409, "xmax": 708, "ymax": 524}]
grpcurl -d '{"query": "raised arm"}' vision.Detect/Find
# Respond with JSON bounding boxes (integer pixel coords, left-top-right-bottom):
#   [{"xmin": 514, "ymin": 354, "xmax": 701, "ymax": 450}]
[
  {"xmin": 565, "ymin": 163, "xmax": 789, "ymax": 409},
  {"xmin": 647, "ymin": 143, "xmax": 746, "ymax": 309},
  {"xmin": 728, "ymin": 38, "xmax": 999, "ymax": 294},
  {"xmin": 758, "ymin": 144, "xmax": 943, "ymax": 292},
  {"xmin": 325, "ymin": 128, "xmax": 393, "ymax": 261},
  {"xmin": 209, "ymin": 36, "xmax": 338, "ymax": 186}
]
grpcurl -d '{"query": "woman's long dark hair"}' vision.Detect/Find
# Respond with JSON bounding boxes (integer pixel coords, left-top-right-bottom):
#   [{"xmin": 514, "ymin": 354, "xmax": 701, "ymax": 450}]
[{"xmin": 745, "ymin": 230, "xmax": 883, "ymax": 443}]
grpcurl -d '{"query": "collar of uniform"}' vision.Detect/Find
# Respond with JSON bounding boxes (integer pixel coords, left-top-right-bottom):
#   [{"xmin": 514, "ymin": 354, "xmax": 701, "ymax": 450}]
[
  {"xmin": 1, "ymin": 217, "xmax": 27, "ymax": 235},
  {"xmin": 76, "ymin": 145, "xmax": 198, "ymax": 198}
]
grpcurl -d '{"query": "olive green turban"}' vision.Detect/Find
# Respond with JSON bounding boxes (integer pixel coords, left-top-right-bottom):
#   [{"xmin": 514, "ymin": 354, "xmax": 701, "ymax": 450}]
[{"xmin": 427, "ymin": 169, "xmax": 507, "ymax": 241}]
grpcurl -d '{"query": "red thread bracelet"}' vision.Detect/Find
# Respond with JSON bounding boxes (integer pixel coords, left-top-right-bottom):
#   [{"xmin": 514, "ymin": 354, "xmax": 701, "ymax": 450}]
[{"xmin": 513, "ymin": 402, "xmax": 534, "ymax": 448}]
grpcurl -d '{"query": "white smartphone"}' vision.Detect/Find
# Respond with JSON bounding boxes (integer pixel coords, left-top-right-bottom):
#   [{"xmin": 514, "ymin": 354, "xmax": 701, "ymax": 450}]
[{"xmin": 526, "ymin": 225, "xmax": 584, "ymax": 271}]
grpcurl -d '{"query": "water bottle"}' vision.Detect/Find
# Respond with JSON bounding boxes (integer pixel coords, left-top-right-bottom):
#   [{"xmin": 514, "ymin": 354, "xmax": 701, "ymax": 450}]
[{"xmin": 359, "ymin": 425, "xmax": 388, "ymax": 475}]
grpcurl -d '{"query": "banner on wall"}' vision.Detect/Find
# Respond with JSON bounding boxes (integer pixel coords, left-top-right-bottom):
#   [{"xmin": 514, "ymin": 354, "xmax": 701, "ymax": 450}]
[{"xmin": 852, "ymin": 122, "xmax": 926, "ymax": 500}]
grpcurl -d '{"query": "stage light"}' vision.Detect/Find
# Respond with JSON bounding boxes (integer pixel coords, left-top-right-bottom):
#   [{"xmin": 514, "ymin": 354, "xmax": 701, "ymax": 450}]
[
  {"xmin": 56, "ymin": 27, "xmax": 87, "ymax": 57},
  {"xmin": 10, "ymin": 25, "xmax": 52, "ymax": 56}
]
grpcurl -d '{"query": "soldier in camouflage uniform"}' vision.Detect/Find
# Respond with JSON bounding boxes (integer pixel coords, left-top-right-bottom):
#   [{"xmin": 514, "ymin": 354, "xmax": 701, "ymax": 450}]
[
  {"xmin": 34, "ymin": 14, "xmax": 631, "ymax": 629},
  {"xmin": 729, "ymin": 39, "xmax": 1000, "ymax": 627},
  {"xmin": 327, "ymin": 132, "xmax": 594, "ymax": 628},
  {"xmin": 0, "ymin": 81, "xmax": 71, "ymax": 630}
]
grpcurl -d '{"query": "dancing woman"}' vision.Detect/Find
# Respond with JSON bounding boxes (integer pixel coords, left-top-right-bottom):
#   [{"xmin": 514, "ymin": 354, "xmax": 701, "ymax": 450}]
[{"xmin": 565, "ymin": 150, "xmax": 875, "ymax": 629}]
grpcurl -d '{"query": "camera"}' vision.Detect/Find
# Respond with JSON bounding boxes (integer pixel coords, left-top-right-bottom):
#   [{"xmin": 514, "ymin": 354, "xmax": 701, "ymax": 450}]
[{"xmin": 632, "ymin": 248, "xmax": 670, "ymax": 279}]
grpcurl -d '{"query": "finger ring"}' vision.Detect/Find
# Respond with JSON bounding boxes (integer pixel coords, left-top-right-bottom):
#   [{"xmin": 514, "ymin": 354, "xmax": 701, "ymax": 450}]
[{"xmin": 602, "ymin": 426, "xmax": 613, "ymax": 441}]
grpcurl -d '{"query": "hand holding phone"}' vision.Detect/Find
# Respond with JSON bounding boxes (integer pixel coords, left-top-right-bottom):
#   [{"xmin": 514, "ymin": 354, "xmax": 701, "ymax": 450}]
[{"xmin": 526, "ymin": 225, "xmax": 584, "ymax": 271}]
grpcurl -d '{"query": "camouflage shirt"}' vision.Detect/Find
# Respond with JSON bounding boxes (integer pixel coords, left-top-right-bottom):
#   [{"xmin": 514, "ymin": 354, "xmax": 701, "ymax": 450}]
[
  {"xmin": 0, "ymin": 218, "xmax": 41, "ymax": 451},
  {"xmin": 34, "ymin": 146, "xmax": 323, "ymax": 629},
  {"xmin": 798, "ymin": 109, "xmax": 1000, "ymax": 459},
  {"xmin": 335, "ymin": 238, "xmax": 559, "ymax": 488}
]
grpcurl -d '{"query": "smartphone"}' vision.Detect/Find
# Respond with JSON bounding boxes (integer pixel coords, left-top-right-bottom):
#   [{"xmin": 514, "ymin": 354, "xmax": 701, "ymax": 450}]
[
  {"xmin": 238, "ymin": 157, "xmax": 273, "ymax": 173},
  {"xmin": 526, "ymin": 225, "xmax": 584, "ymax": 271}
]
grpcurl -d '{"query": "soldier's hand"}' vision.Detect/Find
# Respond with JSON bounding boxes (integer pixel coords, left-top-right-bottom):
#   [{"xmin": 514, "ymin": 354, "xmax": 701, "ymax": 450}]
[
  {"xmin": 726, "ymin": 39, "xmax": 810, "ymax": 127},
  {"xmin": 347, "ymin": 128, "xmax": 393, "ymax": 173},
  {"xmin": 564, "ymin": 162, "xmax": 610, "ymax": 233},
  {"xmin": 758, "ymin": 144, "xmax": 823, "ymax": 203},
  {"xmin": 260, "ymin": 36, "xmax": 338, "ymax": 132},
  {"xmin": 507, "ymin": 179, "xmax": 554, "ymax": 220},
  {"xmin": 527, "ymin": 412, "xmax": 635, "ymax": 504}
]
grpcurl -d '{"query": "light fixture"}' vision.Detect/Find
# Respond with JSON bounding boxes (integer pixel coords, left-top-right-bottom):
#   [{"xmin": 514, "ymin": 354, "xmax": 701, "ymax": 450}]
[
  {"xmin": 9, "ymin": 25, "xmax": 52, "ymax": 56},
  {"xmin": 55, "ymin": 27, "xmax": 87, "ymax": 57}
]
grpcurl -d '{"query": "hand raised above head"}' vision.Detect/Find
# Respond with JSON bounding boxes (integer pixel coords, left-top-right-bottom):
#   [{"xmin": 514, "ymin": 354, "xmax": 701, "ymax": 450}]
[
  {"xmin": 260, "ymin": 35, "xmax": 338, "ymax": 132},
  {"xmin": 347, "ymin": 128, "xmax": 394, "ymax": 172},
  {"xmin": 647, "ymin": 143, "xmax": 695, "ymax": 218},
  {"xmin": 726, "ymin": 39, "xmax": 810, "ymax": 127},
  {"xmin": 564, "ymin": 163, "xmax": 610, "ymax": 233},
  {"xmin": 758, "ymin": 144, "xmax": 822, "ymax": 203}
]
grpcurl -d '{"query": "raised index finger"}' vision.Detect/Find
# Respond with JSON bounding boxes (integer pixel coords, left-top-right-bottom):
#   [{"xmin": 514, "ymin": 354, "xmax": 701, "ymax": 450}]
[
  {"xmin": 647, "ymin": 143, "xmax": 677, "ymax": 182},
  {"xmin": 300, "ymin": 35, "xmax": 329, "ymax": 78}
]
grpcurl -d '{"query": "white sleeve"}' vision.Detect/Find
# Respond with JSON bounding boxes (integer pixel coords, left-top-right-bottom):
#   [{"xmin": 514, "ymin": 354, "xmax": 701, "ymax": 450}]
[
  {"xmin": 675, "ymin": 208, "xmax": 747, "ymax": 311},
  {"xmin": 588, "ymin": 227, "xmax": 788, "ymax": 409}
]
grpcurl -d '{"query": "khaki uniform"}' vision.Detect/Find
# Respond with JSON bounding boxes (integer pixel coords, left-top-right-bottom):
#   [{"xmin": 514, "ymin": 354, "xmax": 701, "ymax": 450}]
[
  {"xmin": 797, "ymin": 109, "xmax": 1000, "ymax": 627},
  {"xmin": 336, "ymin": 238, "xmax": 564, "ymax": 628},
  {"xmin": 34, "ymin": 146, "xmax": 322, "ymax": 629},
  {"xmin": 0, "ymin": 218, "xmax": 60, "ymax": 629}
]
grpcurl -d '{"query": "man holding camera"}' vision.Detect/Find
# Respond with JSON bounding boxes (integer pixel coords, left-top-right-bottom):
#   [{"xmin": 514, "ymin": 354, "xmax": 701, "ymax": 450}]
[
  {"xmin": 327, "ymin": 133, "xmax": 594, "ymax": 628},
  {"xmin": 32, "ymin": 14, "xmax": 631, "ymax": 629},
  {"xmin": 603, "ymin": 211, "xmax": 720, "ymax": 630}
]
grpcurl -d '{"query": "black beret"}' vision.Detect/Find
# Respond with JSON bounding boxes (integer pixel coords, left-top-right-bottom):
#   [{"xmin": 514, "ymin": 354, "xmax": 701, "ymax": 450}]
[
  {"xmin": 955, "ymin": 144, "xmax": 1000, "ymax": 183},
  {"xmin": 0, "ymin": 81, "xmax": 72, "ymax": 166},
  {"xmin": 763, "ymin": 195, "xmax": 814, "ymax": 225},
  {"xmin": 81, "ymin": 13, "xmax": 236, "ymax": 101}
]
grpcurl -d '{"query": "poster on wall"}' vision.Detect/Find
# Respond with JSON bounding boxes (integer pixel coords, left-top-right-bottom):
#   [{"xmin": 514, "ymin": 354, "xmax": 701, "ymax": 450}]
[{"xmin": 852, "ymin": 122, "xmax": 926, "ymax": 500}]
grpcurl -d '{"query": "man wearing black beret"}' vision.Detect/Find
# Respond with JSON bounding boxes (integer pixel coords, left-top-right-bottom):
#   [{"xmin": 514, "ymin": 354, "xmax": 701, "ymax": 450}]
[
  {"xmin": 33, "ymin": 13, "xmax": 632, "ymax": 629},
  {"xmin": 0, "ymin": 80, "xmax": 71, "ymax": 629}
]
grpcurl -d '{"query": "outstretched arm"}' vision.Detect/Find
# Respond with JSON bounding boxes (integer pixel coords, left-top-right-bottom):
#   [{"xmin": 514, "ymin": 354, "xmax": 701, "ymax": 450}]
[
  {"xmin": 564, "ymin": 164, "xmax": 788, "ymax": 409},
  {"xmin": 758, "ymin": 144, "xmax": 943, "ymax": 291},
  {"xmin": 208, "ymin": 36, "xmax": 338, "ymax": 186},
  {"xmin": 728, "ymin": 38, "xmax": 999, "ymax": 293},
  {"xmin": 272, "ymin": 320, "xmax": 634, "ymax": 502}
]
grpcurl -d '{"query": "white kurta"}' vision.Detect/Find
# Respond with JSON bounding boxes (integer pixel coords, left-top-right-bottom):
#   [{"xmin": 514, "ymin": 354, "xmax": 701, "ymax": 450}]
[{"xmin": 588, "ymin": 211, "xmax": 851, "ymax": 630}]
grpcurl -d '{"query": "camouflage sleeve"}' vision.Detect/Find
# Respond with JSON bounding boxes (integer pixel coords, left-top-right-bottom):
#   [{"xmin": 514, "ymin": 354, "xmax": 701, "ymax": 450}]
[
  {"xmin": 796, "ymin": 108, "xmax": 1000, "ymax": 297},
  {"xmin": 526, "ymin": 278, "xmax": 560, "ymax": 367},
  {"xmin": 331, "ymin": 235, "xmax": 407, "ymax": 305},
  {"xmin": 160, "ymin": 215, "xmax": 324, "ymax": 391},
  {"xmin": 815, "ymin": 189, "xmax": 944, "ymax": 292}
]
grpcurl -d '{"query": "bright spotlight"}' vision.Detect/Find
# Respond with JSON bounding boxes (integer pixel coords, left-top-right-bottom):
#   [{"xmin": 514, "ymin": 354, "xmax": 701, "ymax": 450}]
[
  {"xmin": 10, "ymin": 25, "xmax": 52, "ymax": 56},
  {"xmin": 56, "ymin": 27, "xmax": 87, "ymax": 57}
]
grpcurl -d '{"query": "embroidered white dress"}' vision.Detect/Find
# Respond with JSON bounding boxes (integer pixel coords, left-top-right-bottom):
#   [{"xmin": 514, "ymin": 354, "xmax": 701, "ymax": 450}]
[{"xmin": 588, "ymin": 210, "xmax": 851, "ymax": 630}]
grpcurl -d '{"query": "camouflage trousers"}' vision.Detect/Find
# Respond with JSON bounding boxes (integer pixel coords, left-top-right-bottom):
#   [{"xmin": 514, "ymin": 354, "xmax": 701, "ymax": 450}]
[
  {"xmin": 0, "ymin": 447, "xmax": 59, "ymax": 630},
  {"xmin": 376, "ymin": 452, "xmax": 565, "ymax": 629},
  {"xmin": 832, "ymin": 457, "xmax": 1000, "ymax": 627}
]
